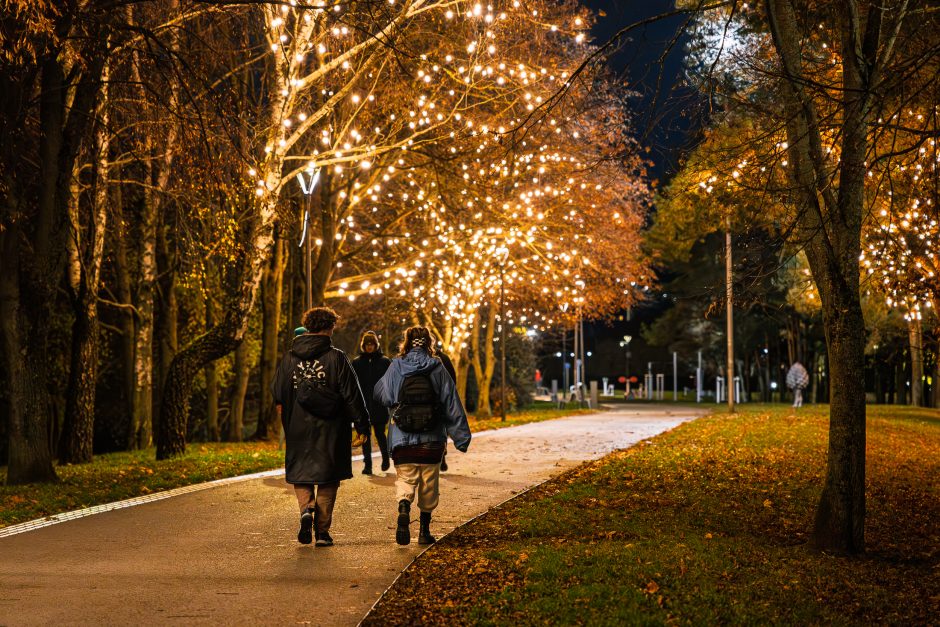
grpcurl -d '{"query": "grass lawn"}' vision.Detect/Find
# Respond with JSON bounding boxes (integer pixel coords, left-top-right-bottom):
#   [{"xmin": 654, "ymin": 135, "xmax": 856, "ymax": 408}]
[
  {"xmin": 0, "ymin": 401, "xmax": 592, "ymax": 529},
  {"xmin": 365, "ymin": 404, "xmax": 940, "ymax": 626}
]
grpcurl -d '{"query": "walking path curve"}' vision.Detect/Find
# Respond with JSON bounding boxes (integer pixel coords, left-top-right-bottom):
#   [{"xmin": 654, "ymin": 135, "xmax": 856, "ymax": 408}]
[{"xmin": 0, "ymin": 405, "xmax": 707, "ymax": 626}]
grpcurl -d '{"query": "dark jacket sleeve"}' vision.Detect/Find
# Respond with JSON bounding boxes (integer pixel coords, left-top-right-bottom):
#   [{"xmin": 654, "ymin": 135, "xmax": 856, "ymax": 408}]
[
  {"xmin": 271, "ymin": 352, "xmax": 295, "ymax": 429},
  {"xmin": 337, "ymin": 351, "xmax": 370, "ymax": 430}
]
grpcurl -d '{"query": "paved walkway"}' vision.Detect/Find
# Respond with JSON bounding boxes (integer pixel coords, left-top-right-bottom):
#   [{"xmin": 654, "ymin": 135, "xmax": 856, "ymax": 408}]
[{"xmin": 0, "ymin": 405, "xmax": 706, "ymax": 626}]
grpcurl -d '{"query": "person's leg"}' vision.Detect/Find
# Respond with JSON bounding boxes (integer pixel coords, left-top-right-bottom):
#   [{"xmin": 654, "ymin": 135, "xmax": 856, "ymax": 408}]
[
  {"xmin": 374, "ymin": 423, "xmax": 390, "ymax": 471},
  {"xmin": 416, "ymin": 464, "xmax": 441, "ymax": 544},
  {"xmin": 314, "ymin": 482, "xmax": 339, "ymax": 546},
  {"xmin": 294, "ymin": 484, "xmax": 316, "ymax": 512},
  {"xmin": 294, "ymin": 484, "xmax": 316, "ymax": 545},
  {"xmin": 415, "ymin": 463, "xmax": 441, "ymax": 513},
  {"xmin": 361, "ymin": 429, "xmax": 373, "ymax": 474},
  {"xmin": 395, "ymin": 463, "xmax": 420, "ymax": 544},
  {"xmin": 796, "ymin": 388, "xmax": 803, "ymax": 407}
]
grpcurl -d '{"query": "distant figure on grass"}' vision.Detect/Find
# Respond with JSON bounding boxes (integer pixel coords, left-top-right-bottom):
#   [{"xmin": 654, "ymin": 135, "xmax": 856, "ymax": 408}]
[
  {"xmin": 272, "ymin": 307, "xmax": 370, "ymax": 547},
  {"xmin": 351, "ymin": 331, "xmax": 392, "ymax": 475},
  {"xmin": 786, "ymin": 361, "xmax": 810, "ymax": 408},
  {"xmin": 375, "ymin": 326, "xmax": 471, "ymax": 546}
]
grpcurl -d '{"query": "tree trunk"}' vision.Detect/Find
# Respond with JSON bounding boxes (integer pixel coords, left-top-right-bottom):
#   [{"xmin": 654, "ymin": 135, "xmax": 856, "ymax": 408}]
[
  {"xmin": 205, "ymin": 296, "xmax": 220, "ymax": 442},
  {"xmin": 764, "ymin": 0, "xmax": 896, "ymax": 553},
  {"xmin": 1, "ymin": 222, "xmax": 58, "ymax": 484},
  {"xmin": 254, "ymin": 235, "xmax": 285, "ymax": 440},
  {"xmin": 471, "ymin": 306, "xmax": 497, "ymax": 417},
  {"xmin": 110, "ymin": 164, "xmax": 137, "ymax": 428},
  {"xmin": 895, "ymin": 356, "xmax": 907, "ymax": 405},
  {"xmin": 228, "ymin": 340, "xmax": 250, "ymax": 442},
  {"xmin": 2, "ymin": 49, "xmax": 104, "ymax": 483},
  {"xmin": 908, "ymin": 315, "xmax": 923, "ymax": 407},
  {"xmin": 128, "ymin": 46, "xmax": 156, "ymax": 450},
  {"xmin": 934, "ymin": 340, "xmax": 940, "ymax": 409},
  {"xmin": 456, "ymin": 345, "xmax": 470, "ymax": 405},
  {"xmin": 153, "ymin": 221, "xmax": 178, "ymax": 445},
  {"xmin": 61, "ymin": 66, "xmax": 110, "ymax": 464}
]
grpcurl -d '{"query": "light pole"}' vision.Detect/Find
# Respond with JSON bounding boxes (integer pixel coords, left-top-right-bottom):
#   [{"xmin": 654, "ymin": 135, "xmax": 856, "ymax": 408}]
[
  {"xmin": 499, "ymin": 261, "xmax": 506, "ymax": 422},
  {"xmin": 619, "ymin": 335, "xmax": 632, "ymax": 397},
  {"xmin": 559, "ymin": 302, "xmax": 569, "ymax": 401},
  {"xmin": 725, "ymin": 212, "xmax": 735, "ymax": 412},
  {"xmin": 296, "ymin": 167, "xmax": 321, "ymax": 310}
]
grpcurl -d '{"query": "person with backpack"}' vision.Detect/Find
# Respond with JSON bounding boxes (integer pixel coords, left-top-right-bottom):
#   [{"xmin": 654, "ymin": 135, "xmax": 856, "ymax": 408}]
[
  {"xmin": 271, "ymin": 307, "xmax": 370, "ymax": 547},
  {"xmin": 374, "ymin": 326, "xmax": 471, "ymax": 546},
  {"xmin": 351, "ymin": 331, "xmax": 392, "ymax": 474}
]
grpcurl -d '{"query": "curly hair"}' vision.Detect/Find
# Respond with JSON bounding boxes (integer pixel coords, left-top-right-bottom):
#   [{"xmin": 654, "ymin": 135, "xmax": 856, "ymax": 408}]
[
  {"xmin": 302, "ymin": 307, "xmax": 339, "ymax": 333},
  {"xmin": 398, "ymin": 326, "xmax": 436, "ymax": 357}
]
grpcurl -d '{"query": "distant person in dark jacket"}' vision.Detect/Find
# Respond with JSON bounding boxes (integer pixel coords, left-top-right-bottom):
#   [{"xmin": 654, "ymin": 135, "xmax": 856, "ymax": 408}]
[
  {"xmin": 375, "ymin": 326, "xmax": 471, "ymax": 546},
  {"xmin": 271, "ymin": 307, "xmax": 369, "ymax": 546},
  {"xmin": 351, "ymin": 331, "xmax": 392, "ymax": 474},
  {"xmin": 434, "ymin": 344, "xmax": 458, "ymax": 472}
]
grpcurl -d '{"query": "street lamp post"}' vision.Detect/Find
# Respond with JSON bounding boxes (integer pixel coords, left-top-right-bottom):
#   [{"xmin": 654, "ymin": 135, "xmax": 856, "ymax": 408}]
[
  {"xmin": 619, "ymin": 335, "xmax": 632, "ymax": 397},
  {"xmin": 296, "ymin": 167, "xmax": 321, "ymax": 311}
]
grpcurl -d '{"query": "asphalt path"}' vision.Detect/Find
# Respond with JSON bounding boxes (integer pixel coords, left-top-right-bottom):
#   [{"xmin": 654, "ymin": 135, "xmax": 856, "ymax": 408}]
[{"xmin": 0, "ymin": 405, "xmax": 706, "ymax": 626}]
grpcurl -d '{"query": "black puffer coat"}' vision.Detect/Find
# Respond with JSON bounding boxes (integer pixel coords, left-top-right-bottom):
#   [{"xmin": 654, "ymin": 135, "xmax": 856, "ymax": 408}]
[
  {"xmin": 271, "ymin": 334, "xmax": 369, "ymax": 484},
  {"xmin": 351, "ymin": 351, "xmax": 391, "ymax": 426}
]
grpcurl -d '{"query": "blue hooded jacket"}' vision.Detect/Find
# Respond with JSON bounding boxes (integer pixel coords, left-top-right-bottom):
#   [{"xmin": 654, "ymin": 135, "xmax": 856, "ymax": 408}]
[{"xmin": 374, "ymin": 348, "xmax": 471, "ymax": 453}]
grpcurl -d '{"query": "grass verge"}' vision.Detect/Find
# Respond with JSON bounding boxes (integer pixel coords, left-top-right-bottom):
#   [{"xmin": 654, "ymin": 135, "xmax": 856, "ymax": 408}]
[
  {"xmin": 0, "ymin": 402, "xmax": 593, "ymax": 529},
  {"xmin": 364, "ymin": 404, "xmax": 940, "ymax": 625}
]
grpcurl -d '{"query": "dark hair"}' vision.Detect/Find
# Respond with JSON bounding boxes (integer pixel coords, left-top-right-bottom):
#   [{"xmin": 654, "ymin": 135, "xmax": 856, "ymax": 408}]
[
  {"xmin": 302, "ymin": 307, "xmax": 339, "ymax": 333},
  {"xmin": 399, "ymin": 326, "xmax": 436, "ymax": 357},
  {"xmin": 360, "ymin": 330, "xmax": 381, "ymax": 352}
]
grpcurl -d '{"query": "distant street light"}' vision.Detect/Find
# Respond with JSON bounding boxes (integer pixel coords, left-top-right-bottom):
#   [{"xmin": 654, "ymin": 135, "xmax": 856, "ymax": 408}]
[{"xmin": 619, "ymin": 335, "xmax": 632, "ymax": 396}]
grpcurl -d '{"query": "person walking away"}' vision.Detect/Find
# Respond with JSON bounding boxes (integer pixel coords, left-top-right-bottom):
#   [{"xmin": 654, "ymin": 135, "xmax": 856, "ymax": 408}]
[
  {"xmin": 271, "ymin": 307, "xmax": 370, "ymax": 546},
  {"xmin": 352, "ymin": 331, "xmax": 392, "ymax": 474},
  {"xmin": 786, "ymin": 361, "xmax": 810, "ymax": 408},
  {"xmin": 375, "ymin": 326, "xmax": 471, "ymax": 545}
]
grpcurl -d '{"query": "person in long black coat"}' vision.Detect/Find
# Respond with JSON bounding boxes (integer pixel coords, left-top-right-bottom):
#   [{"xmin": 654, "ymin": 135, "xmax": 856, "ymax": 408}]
[
  {"xmin": 272, "ymin": 307, "xmax": 369, "ymax": 546},
  {"xmin": 351, "ymin": 331, "xmax": 392, "ymax": 474}
]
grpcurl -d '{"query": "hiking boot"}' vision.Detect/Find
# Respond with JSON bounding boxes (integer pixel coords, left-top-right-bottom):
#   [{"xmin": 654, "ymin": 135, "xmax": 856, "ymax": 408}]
[
  {"xmin": 396, "ymin": 499, "xmax": 411, "ymax": 545},
  {"xmin": 381, "ymin": 458, "xmax": 390, "ymax": 472},
  {"xmin": 418, "ymin": 511, "xmax": 436, "ymax": 545},
  {"xmin": 315, "ymin": 531, "xmax": 334, "ymax": 547},
  {"xmin": 298, "ymin": 508, "xmax": 314, "ymax": 545}
]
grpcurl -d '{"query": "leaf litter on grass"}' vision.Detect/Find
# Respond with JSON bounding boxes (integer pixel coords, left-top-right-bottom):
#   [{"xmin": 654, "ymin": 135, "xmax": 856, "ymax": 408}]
[{"xmin": 365, "ymin": 404, "xmax": 940, "ymax": 626}]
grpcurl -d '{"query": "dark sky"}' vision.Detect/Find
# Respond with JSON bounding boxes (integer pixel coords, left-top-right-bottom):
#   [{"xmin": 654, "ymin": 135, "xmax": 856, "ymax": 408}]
[
  {"xmin": 539, "ymin": 1, "xmax": 703, "ymax": 383},
  {"xmin": 583, "ymin": 0, "xmax": 702, "ymax": 185}
]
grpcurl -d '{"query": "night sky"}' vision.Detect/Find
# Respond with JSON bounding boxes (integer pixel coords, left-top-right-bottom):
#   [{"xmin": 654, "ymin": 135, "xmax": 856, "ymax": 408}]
[
  {"xmin": 584, "ymin": 0, "xmax": 701, "ymax": 183},
  {"xmin": 541, "ymin": 1, "xmax": 701, "ymax": 386}
]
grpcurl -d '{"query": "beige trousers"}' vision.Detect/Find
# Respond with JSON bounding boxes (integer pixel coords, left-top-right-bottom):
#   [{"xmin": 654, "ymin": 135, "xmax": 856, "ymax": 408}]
[
  {"xmin": 294, "ymin": 482, "xmax": 339, "ymax": 532},
  {"xmin": 395, "ymin": 463, "xmax": 441, "ymax": 513}
]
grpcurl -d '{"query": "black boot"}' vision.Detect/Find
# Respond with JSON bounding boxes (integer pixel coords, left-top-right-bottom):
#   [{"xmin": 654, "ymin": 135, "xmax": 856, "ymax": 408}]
[
  {"xmin": 298, "ymin": 508, "xmax": 314, "ymax": 545},
  {"xmin": 396, "ymin": 499, "xmax": 411, "ymax": 545},
  {"xmin": 418, "ymin": 511, "xmax": 436, "ymax": 545}
]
